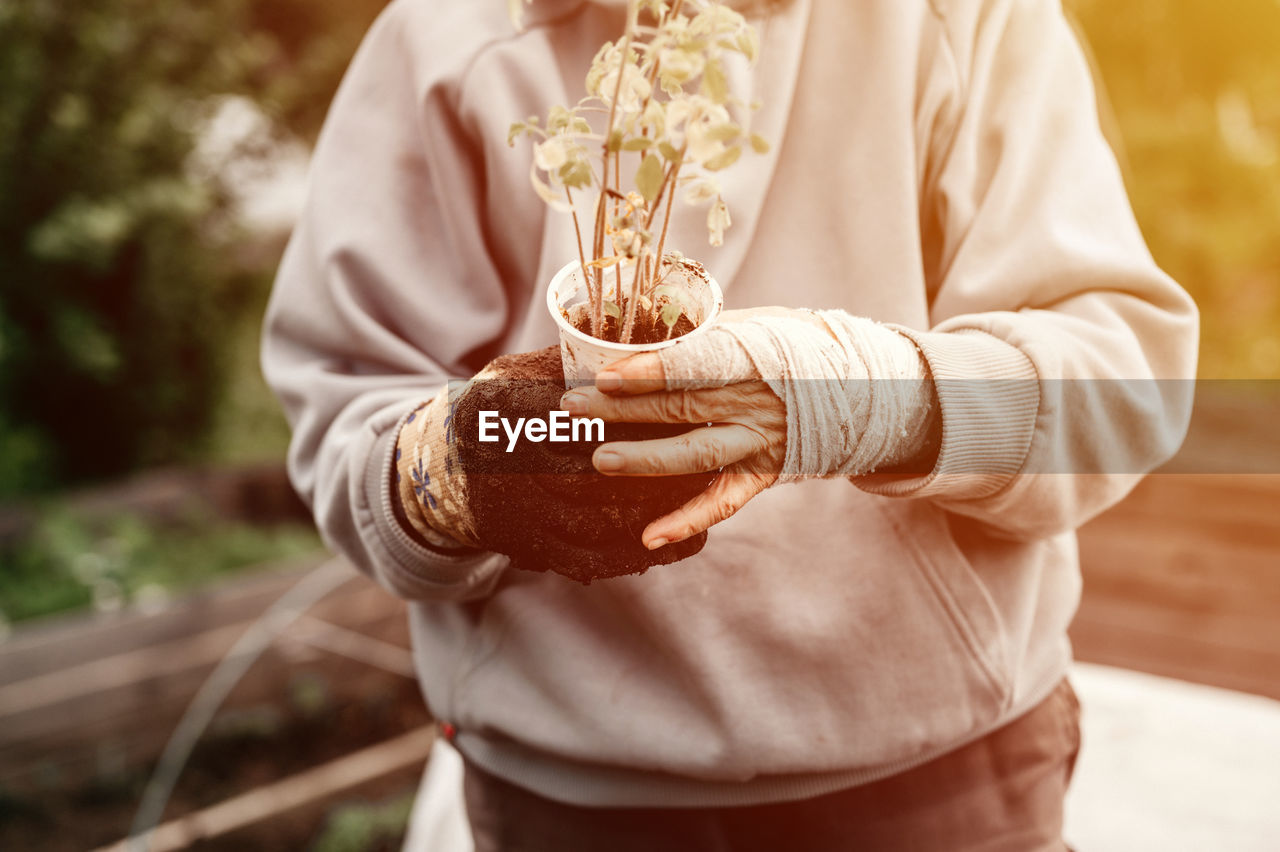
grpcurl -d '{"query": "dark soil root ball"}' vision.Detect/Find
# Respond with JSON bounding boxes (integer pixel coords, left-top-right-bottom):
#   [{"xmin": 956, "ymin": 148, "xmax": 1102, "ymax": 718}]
[{"xmin": 454, "ymin": 347, "xmax": 716, "ymax": 583}]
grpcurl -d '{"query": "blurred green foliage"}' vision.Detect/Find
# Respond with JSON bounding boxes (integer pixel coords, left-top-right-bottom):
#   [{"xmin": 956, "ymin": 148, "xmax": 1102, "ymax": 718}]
[
  {"xmin": 311, "ymin": 791, "xmax": 415, "ymax": 852},
  {"xmin": 0, "ymin": 508, "xmax": 321, "ymax": 623},
  {"xmin": 1070, "ymin": 0, "xmax": 1280, "ymax": 379},
  {"xmin": 0, "ymin": 0, "xmax": 387, "ymax": 498}
]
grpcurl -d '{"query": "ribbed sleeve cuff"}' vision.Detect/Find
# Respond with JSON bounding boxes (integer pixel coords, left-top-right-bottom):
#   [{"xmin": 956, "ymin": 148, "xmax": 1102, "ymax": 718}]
[
  {"xmin": 857, "ymin": 327, "xmax": 1040, "ymax": 502},
  {"xmin": 359, "ymin": 409, "xmax": 507, "ymax": 601}
]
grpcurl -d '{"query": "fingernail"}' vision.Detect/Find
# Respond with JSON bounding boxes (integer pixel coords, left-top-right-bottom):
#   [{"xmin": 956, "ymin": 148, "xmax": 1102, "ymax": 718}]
[
  {"xmin": 596, "ymin": 371, "xmax": 622, "ymax": 393},
  {"xmin": 594, "ymin": 450, "xmax": 624, "ymax": 472},
  {"xmin": 646, "ymin": 537, "xmax": 669, "ymax": 550},
  {"xmin": 560, "ymin": 392, "xmax": 587, "ymax": 414}
]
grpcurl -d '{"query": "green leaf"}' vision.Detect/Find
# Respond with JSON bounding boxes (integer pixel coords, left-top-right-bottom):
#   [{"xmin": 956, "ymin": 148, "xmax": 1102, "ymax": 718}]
[
  {"xmin": 658, "ymin": 141, "xmax": 682, "ymax": 163},
  {"xmin": 749, "ymin": 133, "xmax": 771, "ymax": 154},
  {"xmin": 587, "ymin": 255, "xmax": 624, "ymax": 270},
  {"xmin": 558, "ymin": 158, "xmax": 593, "ymax": 190},
  {"xmin": 701, "ymin": 57, "xmax": 728, "ymax": 104},
  {"xmin": 702, "ymin": 145, "xmax": 742, "ymax": 171},
  {"xmin": 660, "ymin": 301, "xmax": 683, "ymax": 328},
  {"xmin": 636, "ymin": 153, "xmax": 665, "ymax": 203},
  {"xmin": 548, "ymin": 105, "xmax": 572, "ymax": 133},
  {"xmin": 622, "ymin": 137, "xmax": 654, "ymax": 151},
  {"xmin": 705, "ymin": 123, "xmax": 742, "ymax": 143},
  {"xmin": 604, "ymin": 300, "xmax": 622, "ymax": 320},
  {"xmin": 642, "ymin": 100, "xmax": 666, "ymax": 137},
  {"xmin": 606, "ymin": 129, "xmax": 624, "ymax": 153}
]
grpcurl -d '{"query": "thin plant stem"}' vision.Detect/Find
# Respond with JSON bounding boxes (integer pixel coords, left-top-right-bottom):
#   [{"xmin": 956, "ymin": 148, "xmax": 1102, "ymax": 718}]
[
  {"xmin": 636, "ymin": 0, "xmax": 680, "ymax": 115},
  {"xmin": 564, "ymin": 185, "xmax": 596, "ymax": 337},
  {"xmin": 590, "ymin": 193, "xmax": 608, "ymax": 337},
  {"xmin": 652, "ymin": 256, "xmax": 679, "ymax": 289},
  {"xmin": 565, "ymin": 187, "xmax": 588, "ymax": 278},
  {"xmin": 620, "ymin": 253, "xmax": 647, "ymax": 343},
  {"xmin": 643, "ymin": 141, "xmax": 686, "ymax": 232},
  {"xmin": 650, "ymin": 146, "xmax": 685, "ymax": 286},
  {"xmin": 589, "ymin": 1, "xmax": 644, "ymax": 340},
  {"xmin": 613, "ymin": 261, "xmax": 623, "ymax": 337},
  {"xmin": 644, "ymin": 164, "xmax": 674, "ymax": 231},
  {"xmin": 603, "ymin": 24, "xmax": 633, "ymax": 146}
]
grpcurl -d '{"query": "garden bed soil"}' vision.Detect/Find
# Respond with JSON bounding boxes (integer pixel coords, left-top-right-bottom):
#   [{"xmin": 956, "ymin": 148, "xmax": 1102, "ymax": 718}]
[{"xmin": 0, "ymin": 678, "xmax": 429, "ymax": 851}]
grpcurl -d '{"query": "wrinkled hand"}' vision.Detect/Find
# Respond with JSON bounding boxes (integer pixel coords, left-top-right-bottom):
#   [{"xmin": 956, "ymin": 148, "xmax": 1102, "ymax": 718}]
[
  {"xmin": 559, "ymin": 307, "xmax": 939, "ymax": 550},
  {"xmin": 559, "ymin": 308, "xmax": 809, "ymax": 550}
]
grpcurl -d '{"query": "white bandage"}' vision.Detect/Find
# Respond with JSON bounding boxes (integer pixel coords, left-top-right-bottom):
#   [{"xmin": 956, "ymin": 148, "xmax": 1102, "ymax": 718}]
[{"xmin": 659, "ymin": 311, "xmax": 936, "ymax": 482}]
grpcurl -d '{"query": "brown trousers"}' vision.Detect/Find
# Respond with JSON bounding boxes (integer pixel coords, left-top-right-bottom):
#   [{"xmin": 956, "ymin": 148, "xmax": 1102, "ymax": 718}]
[{"xmin": 463, "ymin": 678, "xmax": 1081, "ymax": 852}]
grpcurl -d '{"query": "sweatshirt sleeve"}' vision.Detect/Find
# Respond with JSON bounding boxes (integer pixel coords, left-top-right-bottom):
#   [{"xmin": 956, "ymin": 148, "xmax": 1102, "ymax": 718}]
[
  {"xmin": 857, "ymin": 0, "xmax": 1199, "ymax": 539},
  {"xmin": 261, "ymin": 2, "xmax": 510, "ymax": 600}
]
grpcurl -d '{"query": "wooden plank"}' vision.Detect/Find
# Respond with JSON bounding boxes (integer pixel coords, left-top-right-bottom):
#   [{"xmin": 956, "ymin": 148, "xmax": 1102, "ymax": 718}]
[
  {"xmin": 1077, "ymin": 529, "xmax": 1280, "ymax": 620},
  {"xmin": 1161, "ymin": 388, "xmax": 1280, "ymax": 474},
  {"xmin": 0, "ymin": 581, "xmax": 401, "ymax": 721},
  {"xmin": 0, "ymin": 579, "xmax": 410, "ymax": 790},
  {"xmin": 92, "ymin": 726, "xmax": 435, "ymax": 852},
  {"xmin": 1071, "ymin": 597, "xmax": 1280, "ymax": 700},
  {"xmin": 0, "ymin": 626, "xmax": 413, "ymax": 791},
  {"xmin": 1084, "ymin": 474, "xmax": 1280, "ymax": 547},
  {"xmin": 0, "ymin": 639, "xmax": 412, "ymax": 793},
  {"xmin": 1074, "ymin": 472, "xmax": 1280, "ymax": 699},
  {"xmin": 0, "ymin": 610, "xmax": 408, "ymax": 756},
  {"xmin": 0, "ymin": 556, "xmax": 321, "ymax": 686}
]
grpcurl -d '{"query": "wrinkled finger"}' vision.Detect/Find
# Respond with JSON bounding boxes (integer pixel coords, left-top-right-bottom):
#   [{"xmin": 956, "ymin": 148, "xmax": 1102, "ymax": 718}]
[
  {"xmin": 592, "ymin": 423, "xmax": 768, "ymax": 476},
  {"xmin": 595, "ymin": 353, "xmax": 666, "ymax": 395},
  {"xmin": 642, "ymin": 468, "xmax": 774, "ymax": 548},
  {"xmin": 561, "ymin": 383, "xmax": 777, "ymax": 425}
]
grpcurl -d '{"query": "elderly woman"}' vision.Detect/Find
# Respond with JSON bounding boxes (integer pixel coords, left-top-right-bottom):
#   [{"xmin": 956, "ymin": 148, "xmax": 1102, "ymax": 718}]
[{"xmin": 262, "ymin": 0, "xmax": 1198, "ymax": 848}]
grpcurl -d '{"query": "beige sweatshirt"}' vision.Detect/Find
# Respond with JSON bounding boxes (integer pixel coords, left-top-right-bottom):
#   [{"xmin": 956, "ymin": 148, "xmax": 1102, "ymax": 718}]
[{"xmin": 262, "ymin": 0, "xmax": 1198, "ymax": 806}]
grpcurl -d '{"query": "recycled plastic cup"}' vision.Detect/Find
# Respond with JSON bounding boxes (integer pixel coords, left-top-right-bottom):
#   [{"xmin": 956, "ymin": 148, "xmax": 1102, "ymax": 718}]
[{"xmin": 545, "ymin": 258, "xmax": 724, "ymax": 387}]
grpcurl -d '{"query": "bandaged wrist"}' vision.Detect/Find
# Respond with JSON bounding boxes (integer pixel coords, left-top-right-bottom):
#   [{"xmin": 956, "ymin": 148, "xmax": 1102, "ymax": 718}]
[{"xmin": 659, "ymin": 311, "xmax": 937, "ymax": 481}]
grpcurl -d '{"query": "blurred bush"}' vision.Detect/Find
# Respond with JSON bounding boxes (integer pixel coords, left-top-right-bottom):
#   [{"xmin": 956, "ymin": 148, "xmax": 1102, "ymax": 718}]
[
  {"xmin": 0, "ymin": 0, "xmax": 387, "ymax": 498},
  {"xmin": 0, "ymin": 506, "xmax": 321, "ymax": 623},
  {"xmin": 311, "ymin": 792, "xmax": 416, "ymax": 852},
  {"xmin": 1070, "ymin": 0, "xmax": 1280, "ymax": 379}
]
